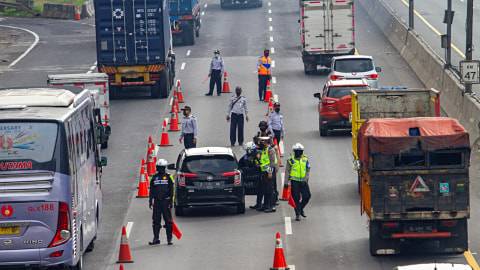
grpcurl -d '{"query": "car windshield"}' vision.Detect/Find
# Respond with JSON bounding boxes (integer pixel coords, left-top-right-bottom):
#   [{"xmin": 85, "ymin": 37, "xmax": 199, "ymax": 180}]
[
  {"xmin": 0, "ymin": 122, "xmax": 58, "ymax": 164},
  {"xmin": 182, "ymin": 155, "xmax": 237, "ymax": 174},
  {"xmin": 334, "ymin": 58, "xmax": 374, "ymax": 73},
  {"xmin": 327, "ymin": 86, "xmax": 369, "ymax": 98}
]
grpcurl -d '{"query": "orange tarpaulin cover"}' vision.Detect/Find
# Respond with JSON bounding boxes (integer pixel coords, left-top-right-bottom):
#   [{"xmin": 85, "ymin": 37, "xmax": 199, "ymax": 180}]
[{"xmin": 358, "ymin": 117, "xmax": 469, "ymax": 165}]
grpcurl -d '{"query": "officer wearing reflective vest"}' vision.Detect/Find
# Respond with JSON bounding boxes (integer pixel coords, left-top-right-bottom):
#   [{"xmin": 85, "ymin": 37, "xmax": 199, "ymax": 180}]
[
  {"xmin": 257, "ymin": 49, "xmax": 272, "ymax": 101},
  {"xmin": 285, "ymin": 143, "xmax": 311, "ymax": 221},
  {"xmin": 149, "ymin": 159, "xmax": 174, "ymax": 245},
  {"xmin": 253, "ymin": 137, "xmax": 277, "ymax": 213}
]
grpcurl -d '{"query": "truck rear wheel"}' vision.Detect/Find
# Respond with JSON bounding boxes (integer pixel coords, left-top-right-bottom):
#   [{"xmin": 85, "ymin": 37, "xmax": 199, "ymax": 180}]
[
  {"xmin": 151, "ymin": 69, "xmax": 170, "ymax": 99},
  {"xmin": 304, "ymin": 62, "xmax": 317, "ymax": 75},
  {"xmin": 319, "ymin": 118, "xmax": 328, "ymax": 137},
  {"xmin": 369, "ymin": 221, "xmax": 398, "ymax": 256},
  {"xmin": 184, "ymin": 24, "xmax": 195, "ymax": 45}
]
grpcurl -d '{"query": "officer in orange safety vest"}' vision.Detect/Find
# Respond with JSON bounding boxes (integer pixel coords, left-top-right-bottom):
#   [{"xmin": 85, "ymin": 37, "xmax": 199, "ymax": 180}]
[{"xmin": 257, "ymin": 49, "xmax": 272, "ymax": 101}]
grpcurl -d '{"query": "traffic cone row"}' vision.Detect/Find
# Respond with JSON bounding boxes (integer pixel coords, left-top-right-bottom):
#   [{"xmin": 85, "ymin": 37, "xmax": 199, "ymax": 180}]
[
  {"xmin": 136, "ymin": 170, "xmax": 149, "ymax": 198},
  {"xmin": 176, "ymin": 80, "xmax": 184, "ymax": 103},
  {"xmin": 222, "ymin": 71, "xmax": 231, "ymax": 93},
  {"xmin": 264, "ymin": 80, "xmax": 272, "ymax": 102},
  {"xmin": 169, "ymin": 111, "xmax": 181, "ymax": 132},
  {"xmin": 159, "ymin": 118, "xmax": 172, "ymax": 147}
]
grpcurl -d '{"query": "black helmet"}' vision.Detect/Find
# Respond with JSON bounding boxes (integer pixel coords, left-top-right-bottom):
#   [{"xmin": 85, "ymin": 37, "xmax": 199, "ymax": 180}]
[{"xmin": 258, "ymin": 121, "xmax": 268, "ymax": 128}]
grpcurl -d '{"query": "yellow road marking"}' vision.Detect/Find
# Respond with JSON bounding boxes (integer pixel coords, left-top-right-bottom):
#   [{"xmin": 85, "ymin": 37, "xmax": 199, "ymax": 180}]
[
  {"xmin": 464, "ymin": 250, "xmax": 480, "ymax": 270},
  {"xmin": 399, "ymin": 0, "xmax": 466, "ymax": 58}
]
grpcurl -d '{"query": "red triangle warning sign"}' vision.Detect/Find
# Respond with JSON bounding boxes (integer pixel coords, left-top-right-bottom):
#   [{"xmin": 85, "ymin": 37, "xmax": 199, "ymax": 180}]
[{"xmin": 409, "ymin": 176, "xmax": 430, "ymax": 193}]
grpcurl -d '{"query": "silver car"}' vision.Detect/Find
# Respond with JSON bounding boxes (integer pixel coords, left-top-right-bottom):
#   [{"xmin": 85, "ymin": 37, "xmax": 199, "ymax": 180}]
[{"xmin": 328, "ymin": 55, "xmax": 381, "ymax": 88}]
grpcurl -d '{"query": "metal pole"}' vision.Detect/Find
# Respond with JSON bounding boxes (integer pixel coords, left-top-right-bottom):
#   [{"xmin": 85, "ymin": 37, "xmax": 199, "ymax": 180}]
[
  {"xmin": 446, "ymin": 0, "xmax": 452, "ymax": 68},
  {"xmin": 465, "ymin": 0, "xmax": 473, "ymax": 93},
  {"xmin": 409, "ymin": 0, "xmax": 414, "ymax": 30}
]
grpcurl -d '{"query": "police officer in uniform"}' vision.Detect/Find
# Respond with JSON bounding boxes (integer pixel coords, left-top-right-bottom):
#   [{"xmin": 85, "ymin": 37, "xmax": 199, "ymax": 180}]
[
  {"xmin": 253, "ymin": 137, "xmax": 277, "ymax": 213},
  {"xmin": 149, "ymin": 159, "xmax": 174, "ymax": 245},
  {"xmin": 285, "ymin": 143, "xmax": 311, "ymax": 221}
]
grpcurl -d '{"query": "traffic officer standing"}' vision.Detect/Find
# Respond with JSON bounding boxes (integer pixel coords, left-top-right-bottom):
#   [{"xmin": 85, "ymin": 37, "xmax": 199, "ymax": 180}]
[
  {"xmin": 149, "ymin": 159, "xmax": 174, "ymax": 245},
  {"xmin": 206, "ymin": 49, "xmax": 224, "ymax": 96},
  {"xmin": 253, "ymin": 121, "xmax": 273, "ymax": 147},
  {"xmin": 285, "ymin": 143, "xmax": 311, "ymax": 221},
  {"xmin": 227, "ymin": 86, "xmax": 249, "ymax": 147},
  {"xmin": 253, "ymin": 137, "xmax": 277, "ymax": 213},
  {"xmin": 179, "ymin": 106, "xmax": 198, "ymax": 149},
  {"xmin": 268, "ymin": 102, "xmax": 284, "ymax": 144},
  {"xmin": 257, "ymin": 49, "xmax": 272, "ymax": 101}
]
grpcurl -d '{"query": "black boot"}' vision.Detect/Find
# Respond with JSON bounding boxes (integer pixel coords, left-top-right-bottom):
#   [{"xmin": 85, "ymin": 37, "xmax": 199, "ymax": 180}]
[
  {"xmin": 149, "ymin": 238, "xmax": 160, "ymax": 245},
  {"xmin": 301, "ymin": 209, "xmax": 307, "ymax": 218},
  {"xmin": 295, "ymin": 214, "xmax": 301, "ymax": 221}
]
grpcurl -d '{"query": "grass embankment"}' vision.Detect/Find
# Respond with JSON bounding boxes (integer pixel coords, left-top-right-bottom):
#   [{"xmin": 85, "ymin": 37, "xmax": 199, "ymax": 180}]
[{"xmin": 0, "ymin": 0, "xmax": 84, "ymax": 16}]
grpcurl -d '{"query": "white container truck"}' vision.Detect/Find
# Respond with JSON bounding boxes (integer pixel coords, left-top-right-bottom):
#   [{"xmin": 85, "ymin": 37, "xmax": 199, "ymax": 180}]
[{"xmin": 300, "ymin": 0, "xmax": 355, "ymax": 74}]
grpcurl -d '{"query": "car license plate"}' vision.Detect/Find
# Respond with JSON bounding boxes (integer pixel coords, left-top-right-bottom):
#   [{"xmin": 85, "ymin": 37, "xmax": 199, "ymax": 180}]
[{"xmin": 0, "ymin": 226, "xmax": 20, "ymax": 235}]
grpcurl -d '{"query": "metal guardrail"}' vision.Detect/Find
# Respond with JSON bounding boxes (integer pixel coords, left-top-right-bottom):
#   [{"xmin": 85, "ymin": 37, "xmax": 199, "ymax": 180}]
[
  {"xmin": 0, "ymin": 1, "xmax": 39, "ymax": 15},
  {"xmin": 464, "ymin": 250, "xmax": 480, "ymax": 270}
]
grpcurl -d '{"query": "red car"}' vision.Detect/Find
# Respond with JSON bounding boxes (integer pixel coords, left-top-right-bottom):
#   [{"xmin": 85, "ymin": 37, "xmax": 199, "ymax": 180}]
[{"xmin": 313, "ymin": 79, "xmax": 370, "ymax": 136}]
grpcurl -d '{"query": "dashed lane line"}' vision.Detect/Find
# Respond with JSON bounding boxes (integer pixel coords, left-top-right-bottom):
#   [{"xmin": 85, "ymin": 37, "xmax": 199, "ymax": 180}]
[
  {"xmin": 285, "ymin": 217, "xmax": 293, "ymax": 235},
  {"xmin": 268, "ymin": 1, "xmax": 271, "ymax": 6},
  {"xmin": 186, "ymin": 50, "xmax": 191, "ymax": 56},
  {"xmin": 272, "ymin": 76, "xmax": 277, "ymax": 84},
  {"xmin": 289, "ymin": 265, "xmax": 296, "ymax": 270},
  {"xmin": 269, "ymin": 26, "xmax": 273, "ymax": 31},
  {"xmin": 270, "ymin": 36, "xmax": 274, "ymax": 42},
  {"xmin": 126, "ymin": 221, "xmax": 134, "ymax": 238},
  {"xmin": 398, "ymin": 0, "xmax": 465, "ymax": 58},
  {"xmin": 269, "ymin": 17, "xmax": 272, "ymax": 22},
  {"xmin": 201, "ymin": 11, "xmax": 205, "ymax": 16},
  {"xmin": 268, "ymin": 9, "xmax": 272, "ymax": 13},
  {"xmin": 272, "ymin": 60, "xmax": 275, "ymax": 68},
  {"xmin": 0, "ymin": 24, "xmax": 40, "ymax": 68},
  {"xmin": 181, "ymin": 62, "xmax": 186, "ymax": 70},
  {"xmin": 271, "ymin": 47, "xmax": 275, "ymax": 54},
  {"xmin": 204, "ymin": 3, "xmax": 207, "ymax": 7}
]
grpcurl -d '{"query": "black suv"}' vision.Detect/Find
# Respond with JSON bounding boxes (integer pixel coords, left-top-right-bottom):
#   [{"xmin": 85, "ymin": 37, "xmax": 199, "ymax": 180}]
[{"xmin": 173, "ymin": 147, "xmax": 245, "ymax": 216}]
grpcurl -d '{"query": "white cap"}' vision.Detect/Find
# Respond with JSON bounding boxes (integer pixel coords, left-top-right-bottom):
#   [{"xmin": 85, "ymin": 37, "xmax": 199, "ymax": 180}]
[
  {"xmin": 292, "ymin": 143, "xmax": 304, "ymax": 151},
  {"xmin": 156, "ymin": 159, "xmax": 168, "ymax": 166},
  {"xmin": 243, "ymin": 141, "xmax": 256, "ymax": 151}
]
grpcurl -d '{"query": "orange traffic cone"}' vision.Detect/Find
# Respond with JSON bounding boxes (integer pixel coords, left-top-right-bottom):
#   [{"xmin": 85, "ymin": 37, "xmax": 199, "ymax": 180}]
[
  {"xmin": 136, "ymin": 171, "xmax": 149, "ymax": 198},
  {"xmin": 119, "ymin": 264, "xmax": 125, "ymax": 270},
  {"xmin": 146, "ymin": 147, "xmax": 156, "ymax": 176},
  {"xmin": 271, "ymin": 232, "xmax": 289, "ymax": 270},
  {"xmin": 159, "ymin": 118, "xmax": 172, "ymax": 147},
  {"xmin": 264, "ymin": 80, "xmax": 272, "ymax": 102},
  {"xmin": 170, "ymin": 96, "xmax": 179, "ymax": 113},
  {"xmin": 288, "ymin": 195, "xmax": 296, "ymax": 209},
  {"xmin": 222, "ymin": 71, "xmax": 231, "ymax": 93},
  {"xmin": 280, "ymin": 184, "xmax": 291, "ymax": 201},
  {"xmin": 266, "ymin": 97, "xmax": 274, "ymax": 116},
  {"xmin": 103, "ymin": 114, "xmax": 110, "ymax": 127},
  {"xmin": 117, "ymin": 226, "xmax": 134, "ymax": 263},
  {"xmin": 176, "ymin": 80, "xmax": 184, "ymax": 103},
  {"xmin": 172, "ymin": 220, "xmax": 183, "ymax": 240},
  {"xmin": 169, "ymin": 112, "xmax": 181, "ymax": 132}
]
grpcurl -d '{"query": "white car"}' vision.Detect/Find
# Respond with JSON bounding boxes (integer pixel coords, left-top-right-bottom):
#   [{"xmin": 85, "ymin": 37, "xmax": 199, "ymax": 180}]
[
  {"xmin": 394, "ymin": 264, "xmax": 472, "ymax": 270},
  {"xmin": 329, "ymin": 55, "xmax": 381, "ymax": 88}
]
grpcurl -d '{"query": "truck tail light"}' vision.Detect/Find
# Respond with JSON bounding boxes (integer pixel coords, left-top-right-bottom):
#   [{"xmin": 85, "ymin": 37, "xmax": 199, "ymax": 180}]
[
  {"xmin": 366, "ymin": 73, "xmax": 379, "ymax": 80},
  {"xmin": 49, "ymin": 202, "xmax": 71, "ymax": 248},
  {"xmin": 330, "ymin": 75, "xmax": 344, "ymax": 80},
  {"xmin": 382, "ymin": 222, "xmax": 399, "ymax": 229},
  {"xmin": 178, "ymin": 172, "xmax": 197, "ymax": 187},
  {"xmin": 441, "ymin": 220, "xmax": 458, "ymax": 227},
  {"xmin": 223, "ymin": 171, "xmax": 241, "ymax": 186}
]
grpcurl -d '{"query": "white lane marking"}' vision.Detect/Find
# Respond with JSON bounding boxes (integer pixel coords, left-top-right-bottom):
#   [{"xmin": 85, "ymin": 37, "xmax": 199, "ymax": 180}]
[
  {"xmin": 0, "ymin": 24, "xmax": 40, "ymax": 68},
  {"xmin": 270, "ymin": 36, "xmax": 274, "ymax": 42},
  {"xmin": 285, "ymin": 217, "xmax": 293, "ymax": 235},
  {"xmin": 279, "ymin": 139, "xmax": 284, "ymax": 155},
  {"xmin": 268, "ymin": 1, "xmax": 271, "ymax": 6},
  {"xmin": 281, "ymin": 171, "xmax": 285, "ymax": 186},
  {"xmin": 204, "ymin": 3, "xmax": 208, "ymax": 7},
  {"xmin": 186, "ymin": 49, "xmax": 191, "ymax": 56},
  {"xmin": 86, "ymin": 70, "xmax": 92, "ymax": 74},
  {"xmin": 272, "ymin": 60, "xmax": 275, "ymax": 68},
  {"xmin": 200, "ymin": 19, "xmax": 202, "ymax": 23},
  {"xmin": 126, "ymin": 222, "xmax": 134, "ymax": 238},
  {"xmin": 268, "ymin": 9, "xmax": 272, "ymax": 13},
  {"xmin": 0, "ymin": 18, "xmax": 4, "ymax": 22},
  {"xmin": 289, "ymin": 265, "xmax": 296, "ymax": 270},
  {"xmin": 272, "ymin": 76, "xmax": 277, "ymax": 84},
  {"xmin": 271, "ymin": 47, "xmax": 275, "ymax": 54},
  {"xmin": 181, "ymin": 62, "xmax": 186, "ymax": 70},
  {"xmin": 269, "ymin": 26, "xmax": 273, "ymax": 31},
  {"xmin": 169, "ymin": 97, "xmax": 174, "ymax": 106},
  {"xmin": 86, "ymin": 61, "xmax": 97, "ymax": 73},
  {"xmin": 269, "ymin": 17, "xmax": 272, "ymax": 22},
  {"xmin": 201, "ymin": 11, "xmax": 205, "ymax": 16}
]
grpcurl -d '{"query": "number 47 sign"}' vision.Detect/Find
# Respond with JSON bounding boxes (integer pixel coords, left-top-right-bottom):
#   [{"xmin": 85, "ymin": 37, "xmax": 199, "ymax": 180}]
[{"xmin": 460, "ymin": 60, "xmax": 480, "ymax": 84}]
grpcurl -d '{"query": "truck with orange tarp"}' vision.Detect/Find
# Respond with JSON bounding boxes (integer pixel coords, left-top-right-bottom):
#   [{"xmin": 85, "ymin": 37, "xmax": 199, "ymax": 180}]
[{"xmin": 358, "ymin": 117, "xmax": 471, "ymax": 255}]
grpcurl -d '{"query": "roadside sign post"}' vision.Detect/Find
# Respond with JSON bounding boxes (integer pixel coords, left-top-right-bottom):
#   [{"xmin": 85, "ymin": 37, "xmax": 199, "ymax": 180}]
[
  {"xmin": 465, "ymin": 0, "xmax": 474, "ymax": 93},
  {"xmin": 459, "ymin": 60, "xmax": 480, "ymax": 90},
  {"xmin": 408, "ymin": 0, "xmax": 414, "ymax": 30}
]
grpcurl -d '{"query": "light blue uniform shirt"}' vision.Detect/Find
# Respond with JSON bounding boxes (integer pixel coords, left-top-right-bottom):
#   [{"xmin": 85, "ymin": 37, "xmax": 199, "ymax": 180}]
[{"xmin": 181, "ymin": 115, "xmax": 198, "ymax": 138}]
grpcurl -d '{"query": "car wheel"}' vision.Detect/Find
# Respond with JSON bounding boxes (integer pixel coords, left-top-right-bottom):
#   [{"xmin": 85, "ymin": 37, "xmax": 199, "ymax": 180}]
[
  {"xmin": 175, "ymin": 206, "xmax": 184, "ymax": 216},
  {"xmin": 236, "ymin": 203, "xmax": 245, "ymax": 214},
  {"xmin": 151, "ymin": 69, "xmax": 169, "ymax": 99},
  {"xmin": 319, "ymin": 119, "xmax": 328, "ymax": 137}
]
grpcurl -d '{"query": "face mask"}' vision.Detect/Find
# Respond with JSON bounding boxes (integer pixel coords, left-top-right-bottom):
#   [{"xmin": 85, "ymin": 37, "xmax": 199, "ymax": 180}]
[
  {"xmin": 264, "ymin": 53, "xmax": 269, "ymax": 57},
  {"xmin": 260, "ymin": 127, "xmax": 267, "ymax": 132},
  {"xmin": 183, "ymin": 111, "xmax": 188, "ymax": 117},
  {"xmin": 274, "ymin": 108, "xmax": 280, "ymax": 113},
  {"xmin": 156, "ymin": 167, "xmax": 166, "ymax": 174},
  {"xmin": 294, "ymin": 151, "xmax": 303, "ymax": 158},
  {"xmin": 214, "ymin": 53, "xmax": 219, "ymax": 57}
]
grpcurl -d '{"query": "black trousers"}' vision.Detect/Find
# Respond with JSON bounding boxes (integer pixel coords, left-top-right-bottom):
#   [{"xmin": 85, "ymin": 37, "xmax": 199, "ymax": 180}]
[
  {"xmin": 184, "ymin": 133, "xmax": 196, "ymax": 149},
  {"xmin": 256, "ymin": 172, "xmax": 273, "ymax": 209},
  {"xmin": 152, "ymin": 200, "xmax": 173, "ymax": 242},
  {"xmin": 230, "ymin": 113, "xmax": 245, "ymax": 145},
  {"xmin": 209, "ymin": 70, "xmax": 222, "ymax": 95},
  {"xmin": 291, "ymin": 180, "xmax": 311, "ymax": 215},
  {"xmin": 258, "ymin": 75, "xmax": 269, "ymax": 100},
  {"xmin": 272, "ymin": 129, "xmax": 282, "ymax": 145}
]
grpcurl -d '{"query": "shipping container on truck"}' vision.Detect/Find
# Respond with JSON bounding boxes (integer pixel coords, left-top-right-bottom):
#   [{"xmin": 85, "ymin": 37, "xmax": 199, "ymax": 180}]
[
  {"xmin": 94, "ymin": 0, "xmax": 176, "ymax": 98},
  {"xmin": 47, "ymin": 73, "xmax": 112, "ymax": 149},
  {"xmin": 357, "ymin": 117, "xmax": 470, "ymax": 255},
  {"xmin": 170, "ymin": 0, "xmax": 201, "ymax": 45},
  {"xmin": 220, "ymin": 0, "xmax": 262, "ymax": 9},
  {"xmin": 299, "ymin": 0, "xmax": 355, "ymax": 74}
]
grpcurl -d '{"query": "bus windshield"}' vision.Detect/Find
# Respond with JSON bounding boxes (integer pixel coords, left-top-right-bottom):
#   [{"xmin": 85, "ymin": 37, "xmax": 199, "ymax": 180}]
[{"xmin": 0, "ymin": 122, "xmax": 58, "ymax": 168}]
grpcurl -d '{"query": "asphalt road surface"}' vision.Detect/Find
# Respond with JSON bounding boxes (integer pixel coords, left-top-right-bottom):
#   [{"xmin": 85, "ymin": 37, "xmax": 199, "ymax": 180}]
[{"xmin": 1, "ymin": 0, "xmax": 480, "ymax": 268}]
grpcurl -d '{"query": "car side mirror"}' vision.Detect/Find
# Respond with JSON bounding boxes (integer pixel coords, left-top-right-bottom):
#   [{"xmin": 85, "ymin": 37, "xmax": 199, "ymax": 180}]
[
  {"xmin": 297, "ymin": 19, "xmax": 300, "ymax": 23},
  {"xmin": 167, "ymin": 164, "xmax": 176, "ymax": 170},
  {"xmin": 313, "ymin": 93, "xmax": 321, "ymax": 99},
  {"xmin": 375, "ymin": 66, "xmax": 382, "ymax": 72},
  {"xmin": 99, "ymin": 157, "xmax": 108, "ymax": 167}
]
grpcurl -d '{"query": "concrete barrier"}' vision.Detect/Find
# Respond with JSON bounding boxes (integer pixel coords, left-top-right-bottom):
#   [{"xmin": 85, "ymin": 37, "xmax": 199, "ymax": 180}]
[
  {"xmin": 357, "ymin": 0, "xmax": 480, "ymax": 144},
  {"xmin": 42, "ymin": 3, "xmax": 76, "ymax": 19}
]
